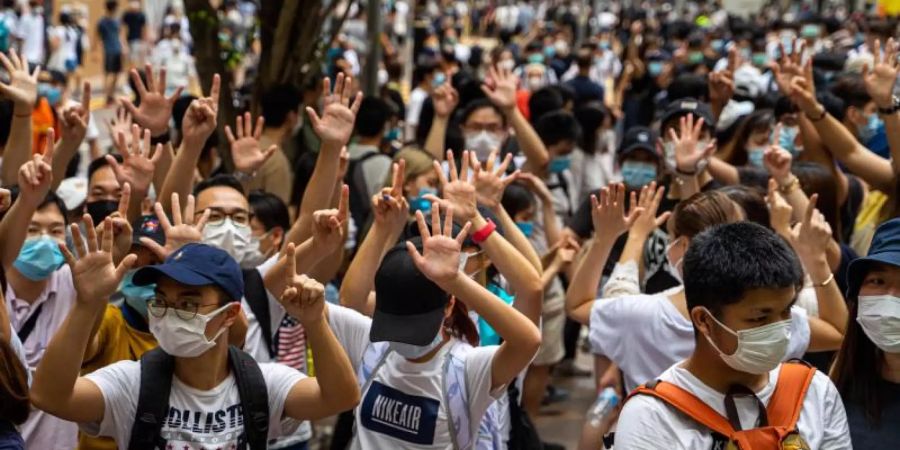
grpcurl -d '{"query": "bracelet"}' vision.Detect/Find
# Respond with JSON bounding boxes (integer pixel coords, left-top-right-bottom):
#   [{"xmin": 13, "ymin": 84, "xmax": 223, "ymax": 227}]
[
  {"xmin": 779, "ymin": 176, "xmax": 800, "ymax": 194},
  {"xmin": 471, "ymin": 219, "xmax": 496, "ymax": 245},
  {"xmin": 233, "ymin": 170, "xmax": 256, "ymax": 182},
  {"xmin": 813, "ymin": 273, "xmax": 834, "ymax": 288},
  {"xmin": 806, "ymin": 106, "xmax": 826, "ymax": 122},
  {"xmin": 877, "ymin": 96, "xmax": 900, "ymax": 115}
]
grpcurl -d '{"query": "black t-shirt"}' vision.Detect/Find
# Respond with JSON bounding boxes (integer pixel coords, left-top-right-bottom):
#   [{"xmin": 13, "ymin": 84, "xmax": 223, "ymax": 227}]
[
  {"xmin": 845, "ymin": 380, "xmax": 900, "ymax": 447},
  {"xmin": 121, "ymin": 11, "xmax": 145, "ymax": 42}
]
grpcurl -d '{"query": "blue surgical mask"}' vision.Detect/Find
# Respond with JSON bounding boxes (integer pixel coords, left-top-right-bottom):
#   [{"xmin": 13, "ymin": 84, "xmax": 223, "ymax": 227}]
[
  {"xmin": 544, "ymin": 45, "xmax": 556, "ymax": 58},
  {"xmin": 599, "ymin": 41, "xmax": 611, "ymax": 50},
  {"xmin": 751, "ymin": 53, "xmax": 768, "ymax": 67},
  {"xmin": 648, "ymin": 61, "xmax": 664, "ymax": 76},
  {"xmin": 747, "ymin": 146, "xmax": 767, "ymax": 168},
  {"xmin": 800, "ymin": 24, "xmax": 820, "ymax": 39},
  {"xmin": 432, "ymin": 72, "xmax": 446, "ymax": 89},
  {"xmin": 38, "ymin": 83, "xmax": 61, "ymax": 106},
  {"xmin": 527, "ymin": 53, "xmax": 545, "ymax": 64},
  {"xmin": 710, "ymin": 39, "xmax": 725, "ymax": 53},
  {"xmin": 384, "ymin": 126, "xmax": 401, "ymax": 142},
  {"xmin": 120, "ymin": 269, "xmax": 154, "ymax": 319},
  {"xmin": 515, "ymin": 221, "xmax": 534, "ymax": 237},
  {"xmin": 621, "ymin": 161, "xmax": 658, "ymax": 189},
  {"xmin": 410, "ymin": 187, "xmax": 438, "ymax": 215},
  {"xmin": 778, "ymin": 126, "xmax": 802, "ymax": 156},
  {"xmin": 389, "ymin": 328, "xmax": 445, "ymax": 359},
  {"xmin": 14, "ymin": 236, "xmax": 65, "ymax": 281},
  {"xmin": 857, "ymin": 114, "xmax": 883, "ymax": 144},
  {"xmin": 548, "ymin": 156, "xmax": 571, "ymax": 174}
]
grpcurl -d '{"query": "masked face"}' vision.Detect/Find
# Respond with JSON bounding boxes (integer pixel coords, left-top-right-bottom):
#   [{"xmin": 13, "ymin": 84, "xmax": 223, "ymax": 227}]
[
  {"xmin": 778, "ymin": 125, "xmax": 803, "ymax": 156},
  {"xmin": 548, "ymin": 155, "xmax": 571, "ymax": 174},
  {"xmin": 14, "ymin": 236, "xmax": 65, "ymax": 281},
  {"xmin": 149, "ymin": 302, "xmax": 233, "ymax": 357},
  {"xmin": 857, "ymin": 295, "xmax": 900, "ymax": 353},
  {"xmin": 515, "ymin": 221, "xmax": 534, "ymax": 237},
  {"xmin": 746, "ymin": 146, "xmax": 767, "ymax": 168},
  {"xmin": 665, "ymin": 237, "xmax": 685, "ymax": 284},
  {"xmin": 86, "ymin": 200, "xmax": 120, "ymax": 225},
  {"xmin": 857, "ymin": 113, "xmax": 883, "ymax": 144},
  {"xmin": 464, "ymin": 130, "xmax": 502, "ymax": 161},
  {"xmin": 701, "ymin": 307, "xmax": 792, "ymax": 374},
  {"xmin": 621, "ymin": 161, "xmax": 657, "ymax": 189},
  {"xmin": 120, "ymin": 269, "xmax": 155, "ymax": 319},
  {"xmin": 389, "ymin": 326, "xmax": 446, "ymax": 359},
  {"xmin": 203, "ymin": 218, "xmax": 254, "ymax": 265}
]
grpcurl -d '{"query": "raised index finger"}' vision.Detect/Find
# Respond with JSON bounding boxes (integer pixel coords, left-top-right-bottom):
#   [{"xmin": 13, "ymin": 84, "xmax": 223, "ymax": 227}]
[
  {"xmin": 209, "ymin": 73, "xmax": 221, "ymax": 105},
  {"xmin": 804, "ymin": 194, "xmax": 818, "ymax": 226},
  {"xmin": 118, "ymin": 182, "xmax": 131, "ymax": 217}
]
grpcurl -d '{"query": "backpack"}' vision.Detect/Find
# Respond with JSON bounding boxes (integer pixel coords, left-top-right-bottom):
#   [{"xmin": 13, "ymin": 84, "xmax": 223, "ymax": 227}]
[
  {"xmin": 127, "ymin": 346, "xmax": 269, "ymax": 450},
  {"xmin": 242, "ymin": 268, "xmax": 276, "ymax": 359},
  {"xmin": 357, "ymin": 341, "xmax": 504, "ymax": 450},
  {"xmin": 626, "ymin": 362, "xmax": 817, "ymax": 450},
  {"xmin": 344, "ymin": 151, "xmax": 383, "ymax": 233}
]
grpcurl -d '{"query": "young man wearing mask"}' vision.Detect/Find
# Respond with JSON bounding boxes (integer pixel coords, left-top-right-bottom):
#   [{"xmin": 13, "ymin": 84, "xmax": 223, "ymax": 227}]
[
  {"xmin": 616, "ymin": 222, "xmax": 850, "ymax": 449},
  {"xmin": 30, "ymin": 232, "xmax": 360, "ymax": 449}
]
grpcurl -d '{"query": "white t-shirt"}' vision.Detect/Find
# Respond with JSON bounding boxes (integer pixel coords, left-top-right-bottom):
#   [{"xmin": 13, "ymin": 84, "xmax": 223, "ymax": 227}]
[
  {"xmin": 80, "ymin": 359, "xmax": 305, "ymax": 450},
  {"xmin": 406, "ymin": 87, "xmax": 429, "ymax": 135},
  {"xmin": 17, "ymin": 12, "xmax": 44, "ymax": 64},
  {"xmin": 615, "ymin": 362, "xmax": 852, "ymax": 449},
  {"xmin": 326, "ymin": 304, "xmax": 504, "ymax": 449},
  {"xmin": 589, "ymin": 294, "xmax": 811, "ymax": 392}
]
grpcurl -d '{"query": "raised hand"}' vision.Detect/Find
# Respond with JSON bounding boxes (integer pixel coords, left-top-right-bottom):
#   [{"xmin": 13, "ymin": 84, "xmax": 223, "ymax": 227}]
[
  {"xmin": 225, "ymin": 112, "xmax": 278, "ymax": 174},
  {"xmin": 708, "ymin": 48, "xmax": 736, "ymax": 105},
  {"xmin": 472, "ymin": 150, "xmax": 519, "ymax": 210},
  {"xmin": 590, "ymin": 183, "xmax": 642, "ymax": 240},
  {"xmin": 141, "ymin": 193, "xmax": 210, "ymax": 260},
  {"xmin": 60, "ymin": 82, "xmax": 91, "ymax": 144},
  {"xmin": 107, "ymin": 106, "xmax": 134, "ymax": 147},
  {"xmin": 179, "ymin": 74, "xmax": 221, "ymax": 147},
  {"xmin": 665, "ymin": 113, "xmax": 716, "ymax": 174},
  {"xmin": 406, "ymin": 205, "xmax": 473, "ymax": 285},
  {"xmin": 0, "ymin": 49, "xmax": 39, "ymax": 108},
  {"xmin": 305, "ymin": 73, "xmax": 362, "ymax": 148},
  {"xmin": 426, "ymin": 150, "xmax": 478, "ymax": 223},
  {"xmin": 763, "ymin": 124, "xmax": 794, "ymax": 184},
  {"xmin": 481, "ymin": 64, "xmax": 519, "ymax": 113},
  {"xmin": 0, "ymin": 188, "xmax": 10, "ymax": 213},
  {"xmin": 432, "ymin": 82, "xmax": 460, "ymax": 118},
  {"xmin": 60, "ymin": 215, "xmax": 136, "ymax": 304},
  {"xmin": 862, "ymin": 38, "xmax": 899, "ymax": 109},
  {"xmin": 96, "ymin": 182, "xmax": 134, "ymax": 262},
  {"xmin": 18, "ymin": 128, "xmax": 54, "ymax": 206},
  {"xmin": 788, "ymin": 194, "xmax": 832, "ymax": 262},
  {"xmin": 517, "ymin": 172, "xmax": 554, "ymax": 204},
  {"xmin": 766, "ymin": 178, "xmax": 793, "ymax": 238},
  {"xmin": 280, "ymin": 243, "xmax": 326, "ymax": 326},
  {"xmin": 372, "ymin": 160, "xmax": 410, "ymax": 233},
  {"xmin": 108, "ymin": 125, "xmax": 163, "ymax": 195},
  {"xmin": 771, "ymin": 38, "xmax": 805, "ymax": 96},
  {"xmin": 311, "ymin": 185, "xmax": 349, "ymax": 253},
  {"xmin": 788, "ymin": 61, "xmax": 819, "ymax": 116},
  {"xmin": 628, "ymin": 182, "xmax": 671, "ymax": 239},
  {"xmin": 120, "ymin": 64, "xmax": 184, "ymax": 136}
]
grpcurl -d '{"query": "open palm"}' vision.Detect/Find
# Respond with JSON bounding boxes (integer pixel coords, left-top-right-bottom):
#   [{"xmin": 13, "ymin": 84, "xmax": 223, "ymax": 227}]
[
  {"xmin": 426, "ymin": 150, "xmax": 478, "ymax": 222},
  {"xmin": 306, "ymin": 73, "xmax": 362, "ymax": 147},
  {"xmin": 62, "ymin": 216, "xmax": 136, "ymax": 304},
  {"xmin": 407, "ymin": 206, "xmax": 472, "ymax": 284},
  {"xmin": 226, "ymin": 112, "xmax": 277, "ymax": 174},
  {"xmin": 862, "ymin": 38, "xmax": 899, "ymax": 108},
  {"xmin": 121, "ymin": 65, "xmax": 183, "ymax": 135},
  {"xmin": 142, "ymin": 193, "xmax": 209, "ymax": 260},
  {"xmin": 109, "ymin": 125, "xmax": 161, "ymax": 195},
  {"xmin": 0, "ymin": 49, "xmax": 38, "ymax": 107}
]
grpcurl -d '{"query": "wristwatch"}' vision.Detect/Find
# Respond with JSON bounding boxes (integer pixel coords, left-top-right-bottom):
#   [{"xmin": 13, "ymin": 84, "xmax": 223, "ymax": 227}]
[{"xmin": 878, "ymin": 95, "xmax": 900, "ymax": 115}]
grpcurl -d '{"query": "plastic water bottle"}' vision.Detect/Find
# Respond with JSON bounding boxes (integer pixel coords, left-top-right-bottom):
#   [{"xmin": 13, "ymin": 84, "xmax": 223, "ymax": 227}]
[{"xmin": 588, "ymin": 387, "xmax": 619, "ymax": 427}]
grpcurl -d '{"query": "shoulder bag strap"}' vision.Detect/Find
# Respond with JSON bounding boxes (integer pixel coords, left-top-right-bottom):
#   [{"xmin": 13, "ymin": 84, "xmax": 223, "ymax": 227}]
[
  {"xmin": 630, "ymin": 381, "xmax": 736, "ymax": 438},
  {"xmin": 765, "ymin": 362, "xmax": 817, "ymax": 428},
  {"xmin": 128, "ymin": 348, "xmax": 175, "ymax": 450},
  {"xmin": 241, "ymin": 269, "xmax": 274, "ymax": 358},
  {"xmin": 228, "ymin": 346, "xmax": 270, "ymax": 450},
  {"xmin": 16, "ymin": 302, "xmax": 44, "ymax": 342}
]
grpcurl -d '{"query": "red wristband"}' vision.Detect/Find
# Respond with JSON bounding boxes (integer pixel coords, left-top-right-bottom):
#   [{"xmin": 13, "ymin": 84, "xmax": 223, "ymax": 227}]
[{"xmin": 471, "ymin": 219, "xmax": 496, "ymax": 245}]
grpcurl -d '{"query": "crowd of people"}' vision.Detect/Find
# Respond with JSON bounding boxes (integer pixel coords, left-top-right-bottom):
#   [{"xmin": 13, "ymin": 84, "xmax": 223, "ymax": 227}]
[{"xmin": 0, "ymin": 0, "xmax": 899, "ymax": 449}]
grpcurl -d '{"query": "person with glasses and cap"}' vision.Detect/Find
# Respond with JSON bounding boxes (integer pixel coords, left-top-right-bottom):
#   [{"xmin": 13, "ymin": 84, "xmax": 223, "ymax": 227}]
[{"xmin": 29, "ymin": 213, "xmax": 359, "ymax": 450}]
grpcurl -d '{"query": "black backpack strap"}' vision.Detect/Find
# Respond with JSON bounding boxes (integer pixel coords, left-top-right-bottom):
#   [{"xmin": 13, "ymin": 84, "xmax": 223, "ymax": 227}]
[
  {"xmin": 229, "ymin": 346, "xmax": 269, "ymax": 450},
  {"xmin": 344, "ymin": 150, "xmax": 381, "ymax": 230},
  {"xmin": 128, "ymin": 348, "xmax": 175, "ymax": 450},
  {"xmin": 242, "ymin": 269, "xmax": 274, "ymax": 358},
  {"xmin": 16, "ymin": 302, "xmax": 44, "ymax": 342}
]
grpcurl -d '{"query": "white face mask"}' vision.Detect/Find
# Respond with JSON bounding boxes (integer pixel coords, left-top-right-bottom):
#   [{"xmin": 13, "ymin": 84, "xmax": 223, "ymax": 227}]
[
  {"xmin": 702, "ymin": 307, "xmax": 792, "ymax": 375},
  {"xmin": 148, "ymin": 303, "xmax": 232, "ymax": 357},
  {"xmin": 662, "ymin": 140, "xmax": 710, "ymax": 173},
  {"xmin": 203, "ymin": 218, "xmax": 254, "ymax": 265},
  {"xmin": 857, "ymin": 295, "xmax": 900, "ymax": 353},
  {"xmin": 465, "ymin": 130, "xmax": 502, "ymax": 161},
  {"xmin": 241, "ymin": 231, "xmax": 275, "ymax": 269},
  {"xmin": 389, "ymin": 328, "xmax": 446, "ymax": 359},
  {"xmin": 498, "ymin": 59, "xmax": 516, "ymax": 72},
  {"xmin": 665, "ymin": 237, "xmax": 684, "ymax": 284}
]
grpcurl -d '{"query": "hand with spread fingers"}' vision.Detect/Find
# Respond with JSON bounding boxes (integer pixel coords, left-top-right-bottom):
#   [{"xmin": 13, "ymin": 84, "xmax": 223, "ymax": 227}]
[
  {"xmin": 108, "ymin": 125, "xmax": 163, "ymax": 196},
  {"xmin": 107, "ymin": 106, "xmax": 134, "ymax": 148},
  {"xmin": 590, "ymin": 183, "xmax": 643, "ymax": 240},
  {"xmin": 0, "ymin": 49, "xmax": 39, "ymax": 109},
  {"xmin": 280, "ymin": 243, "xmax": 327, "ymax": 326},
  {"xmin": 628, "ymin": 182, "xmax": 671, "ymax": 240},
  {"xmin": 61, "ymin": 215, "xmax": 137, "ymax": 304},
  {"xmin": 95, "ymin": 182, "xmax": 134, "ymax": 263},
  {"xmin": 372, "ymin": 160, "xmax": 410, "ymax": 233},
  {"xmin": 771, "ymin": 38, "xmax": 805, "ymax": 96},
  {"xmin": 120, "ymin": 64, "xmax": 184, "ymax": 136},
  {"xmin": 141, "ymin": 193, "xmax": 210, "ymax": 260},
  {"xmin": 787, "ymin": 60, "xmax": 819, "ymax": 117},
  {"xmin": 862, "ymin": 38, "xmax": 899, "ymax": 110},
  {"xmin": 18, "ymin": 129, "xmax": 55, "ymax": 206},
  {"xmin": 427, "ymin": 150, "xmax": 478, "ymax": 223},
  {"xmin": 432, "ymin": 82, "xmax": 460, "ymax": 118},
  {"xmin": 226, "ymin": 112, "xmax": 278, "ymax": 175},
  {"xmin": 312, "ymin": 185, "xmax": 349, "ymax": 254},
  {"xmin": 517, "ymin": 172, "xmax": 554, "ymax": 204},
  {"xmin": 472, "ymin": 150, "xmax": 520, "ymax": 210},
  {"xmin": 180, "ymin": 74, "xmax": 221, "ymax": 147},
  {"xmin": 406, "ymin": 205, "xmax": 473, "ymax": 285},
  {"xmin": 481, "ymin": 64, "xmax": 519, "ymax": 113},
  {"xmin": 60, "ymin": 83, "xmax": 91, "ymax": 145},
  {"xmin": 666, "ymin": 113, "xmax": 716, "ymax": 174},
  {"xmin": 306, "ymin": 73, "xmax": 363, "ymax": 148}
]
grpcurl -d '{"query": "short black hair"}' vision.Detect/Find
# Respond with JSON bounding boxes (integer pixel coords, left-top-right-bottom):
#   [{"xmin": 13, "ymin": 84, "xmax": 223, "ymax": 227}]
[
  {"xmin": 501, "ymin": 182, "xmax": 536, "ymax": 218},
  {"xmin": 172, "ymin": 95, "xmax": 197, "ymax": 135},
  {"xmin": 683, "ymin": 222, "xmax": 803, "ymax": 317},
  {"xmin": 459, "ymin": 98, "xmax": 507, "ymax": 128},
  {"xmin": 7, "ymin": 187, "xmax": 68, "ymax": 224},
  {"xmin": 830, "ymin": 75, "xmax": 871, "ymax": 114},
  {"xmin": 248, "ymin": 190, "xmax": 290, "ymax": 232},
  {"xmin": 193, "ymin": 174, "xmax": 246, "ymax": 197},
  {"xmin": 355, "ymin": 97, "xmax": 390, "ymax": 138},
  {"xmin": 528, "ymin": 87, "xmax": 564, "ymax": 125},
  {"xmin": 105, "ymin": 0, "xmax": 117, "ymax": 13},
  {"xmin": 535, "ymin": 111, "xmax": 581, "ymax": 147},
  {"xmin": 87, "ymin": 154, "xmax": 123, "ymax": 183},
  {"xmin": 667, "ymin": 74, "xmax": 710, "ymax": 103},
  {"xmin": 260, "ymin": 84, "xmax": 302, "ymax": 128}
]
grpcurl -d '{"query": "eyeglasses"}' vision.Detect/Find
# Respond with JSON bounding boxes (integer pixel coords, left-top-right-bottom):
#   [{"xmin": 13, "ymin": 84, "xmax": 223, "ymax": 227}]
[
  {"xmin": 148, "ymin": 297, "xmax": 221, "ymax": 320},
  {"xmin": 195, "ymin": 207, "xmax": 251, "ymax": 227}
]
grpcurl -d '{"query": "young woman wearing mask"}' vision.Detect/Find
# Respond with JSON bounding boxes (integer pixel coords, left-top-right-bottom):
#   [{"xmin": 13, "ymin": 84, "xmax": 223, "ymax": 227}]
[
  {"xmin": 716, "ymin": 109, "xmax": 776, "ymax": 170},
  {"xmin": 832, "ymin": 218, "xmax": 900, "ymax": 447},
  {"xmin": 387, "ymin": 148, "xmax": 439, "ymax": 219}
]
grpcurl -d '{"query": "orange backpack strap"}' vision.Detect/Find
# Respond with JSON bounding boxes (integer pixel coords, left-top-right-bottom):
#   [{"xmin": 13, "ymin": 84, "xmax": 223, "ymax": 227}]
[
  {"xmin": 766, "ymin": 361, "xmax": 817, "ymax": 428},
  {"xmin": 629, "ymin": 380, "xmax": 736, "ymax": 438}
]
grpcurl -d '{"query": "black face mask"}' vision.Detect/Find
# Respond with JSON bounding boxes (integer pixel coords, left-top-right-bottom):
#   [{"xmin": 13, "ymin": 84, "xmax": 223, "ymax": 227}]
[{"xmin": 86, "ymin": 200, "xmax": 119, "ymax": 224}]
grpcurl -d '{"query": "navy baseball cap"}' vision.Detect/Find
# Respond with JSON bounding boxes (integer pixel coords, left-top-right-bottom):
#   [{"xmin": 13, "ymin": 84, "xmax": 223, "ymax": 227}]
[
  {"xmin": 617, "ymin": 126, "xmax": 659, "ymax": 161},
  {"xmin": 847, "ymin": 218, "xmax": 900, "ymax": 298},
  {"xmin": 660, "ymin": 98, "xmax": 715, "ymax": 131},
  {"xmin": 132, "ymin": 214, "xmax": 165, "ymax": 248},
  {"xmin": 371, "ymin": 238, "xmax": 449, "ymax": 345},
  {"xmin": 133, "ymin": 243, "xmax": 244, "ymax": 302}
]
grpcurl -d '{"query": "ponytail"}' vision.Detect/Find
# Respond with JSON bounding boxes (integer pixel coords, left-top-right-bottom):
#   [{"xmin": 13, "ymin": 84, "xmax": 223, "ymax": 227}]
[
  {"xmin": 446, "ymin": 299, "xmax": 479, "ymax": 346},
  {"xmin": 0, "ymin": 339, "xmax": 30, "ymax": 425}
]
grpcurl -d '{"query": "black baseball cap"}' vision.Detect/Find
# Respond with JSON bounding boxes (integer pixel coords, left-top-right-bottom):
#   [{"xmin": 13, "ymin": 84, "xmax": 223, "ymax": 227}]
[
  {"xmin": 847, "ymin": 218, "xmax": 900, "ymax": 298},
  {"xmin": 660, "ymin": 97, "xmax": 715, "ymax": 131},
  {"xmin": 371, "ymin": 239, "xmax": 449, "ymax": 345},
  {"xmin": 617, "ymin": 126, "xmax": 659, "ymax": 161},
  {"xmin": 133, "ymin": 243, "xmax": 244, "ymax": 302}
]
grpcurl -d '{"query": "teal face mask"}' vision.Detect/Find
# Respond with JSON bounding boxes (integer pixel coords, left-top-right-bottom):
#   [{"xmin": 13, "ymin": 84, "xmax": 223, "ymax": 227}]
[
  {"xmin": 384, "ymin": 127, "xmax": 401, "ymax": 142},
  {"xmin": 515, "ymin": 221, "xmax": 534, "ymax": 237},
  {"xmin": 688, "ymin": 51, "xmax": 704, "ymax": 64},
  {"xmin": 747, "ymin": 146, "xmax": 767, "ymax": 168},
  {"xmin": 548, "ymin": 156, "xmax": 571, "ymax": 174},
  {"xmin": 14, "ymin": 236, "xmax": 64, "ymax": 281},
  {"xmin": 527, "ymin": 53, "xmax": 545, "ymax": 64},
  {"xmin": 621, "ymin": 161, "xmax": 658, "ymax": 189},
  {"xmin": 710, "ymin": 39, "xmax": 725, "ymax": 53},
  {"xmin": 410, "ymin": 187, "xmax": 438, "ymax": 215},
  {"xmin": 648, "ymin": 61, "xmax": 664, "ymax": 76},
  {"xmin": 751, "ymin": 53, "xmax": 768, "ymax": 67},
  {"xmin": 857, "ymin": 114, "xmax": 883, "ymax": 144},
  {"xmin": 120, "ymin": 269, "xmax": 154, "ymax": 319},
  {"xmin": 778, "ymin": 126, "xmax": 802, "ymax": 157}
]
